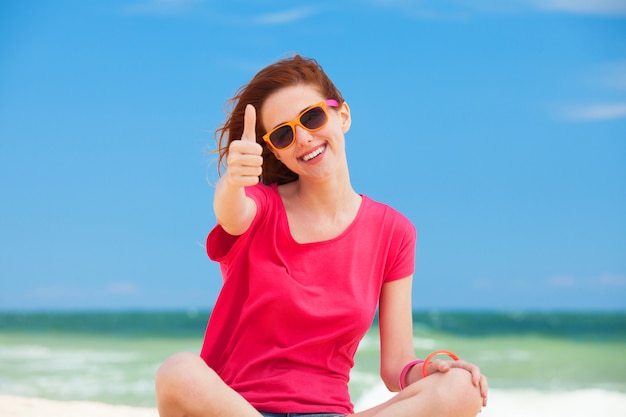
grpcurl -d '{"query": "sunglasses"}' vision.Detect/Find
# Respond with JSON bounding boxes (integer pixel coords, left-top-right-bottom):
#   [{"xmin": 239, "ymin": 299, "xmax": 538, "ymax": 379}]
[{"xmin": 262, "ymin": 99, "xmax": 339, "ymax": 151}]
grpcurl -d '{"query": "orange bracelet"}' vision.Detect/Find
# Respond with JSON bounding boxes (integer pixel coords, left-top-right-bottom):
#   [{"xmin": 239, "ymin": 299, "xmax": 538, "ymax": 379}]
[{"xmin": 422, "ymin": 350, "xmax": 460, "ymax": 377}]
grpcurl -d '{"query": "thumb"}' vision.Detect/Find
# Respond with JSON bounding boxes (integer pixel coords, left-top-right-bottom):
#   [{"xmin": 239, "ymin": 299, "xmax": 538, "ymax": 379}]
[{"xmin": 241, "ymin": 104, "xmax": 257, "ymax": 142}]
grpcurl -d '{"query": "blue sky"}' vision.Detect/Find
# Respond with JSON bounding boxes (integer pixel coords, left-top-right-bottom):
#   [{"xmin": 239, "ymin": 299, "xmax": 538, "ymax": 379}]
[{"xmin": 1, "ymin": 0, "xmax": 625, "ymax": 311}]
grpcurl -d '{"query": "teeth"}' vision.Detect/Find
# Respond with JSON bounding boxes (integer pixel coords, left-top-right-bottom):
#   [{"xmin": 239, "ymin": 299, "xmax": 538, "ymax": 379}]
[{"xmin": 302, "ymin": 145, "xmax": 325, "ymax": 161}]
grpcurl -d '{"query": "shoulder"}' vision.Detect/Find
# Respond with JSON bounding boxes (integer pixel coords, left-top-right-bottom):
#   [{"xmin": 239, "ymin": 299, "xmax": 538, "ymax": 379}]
[
  {"xmin": 207, "ymin": 183, "xmax": 280, "ymax": 262},
  {"xmin": 244, "ymin": 182, "xmax": 278, "ymax": 202},
  {"xmin": 358, "ymin": 196, "xmax": 417, "ymax": 281},
  {"xmin": 242, "ymin": 182, "xmax": 283, "ymax": 217},
  {"xmin": 361, "ymin": 196, "xmax": 416, "ymax": 235}
]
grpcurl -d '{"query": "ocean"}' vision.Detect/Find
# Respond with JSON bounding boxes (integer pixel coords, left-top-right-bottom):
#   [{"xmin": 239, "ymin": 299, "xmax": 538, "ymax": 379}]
[{"xmin": 1, "ymin": 311, "xmax": 625, "ymax": 409}]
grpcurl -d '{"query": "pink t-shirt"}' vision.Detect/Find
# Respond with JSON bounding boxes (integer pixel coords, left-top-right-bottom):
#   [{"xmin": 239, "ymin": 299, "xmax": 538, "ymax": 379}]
[{"xmin": 201, "ymin": 183, "xmax": 416, "ymax": 415}]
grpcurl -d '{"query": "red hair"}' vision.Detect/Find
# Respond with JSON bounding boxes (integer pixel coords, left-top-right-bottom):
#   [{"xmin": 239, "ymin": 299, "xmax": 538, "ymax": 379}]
[{"xmin": 216, "ymin": 54, "xmax": 344, "ymax": 185}]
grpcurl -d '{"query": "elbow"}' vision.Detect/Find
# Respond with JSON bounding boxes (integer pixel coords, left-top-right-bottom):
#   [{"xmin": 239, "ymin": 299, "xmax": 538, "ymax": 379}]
[{"xmin": 380, "ymin": 367, "xmax": 401, "ymax": 392}]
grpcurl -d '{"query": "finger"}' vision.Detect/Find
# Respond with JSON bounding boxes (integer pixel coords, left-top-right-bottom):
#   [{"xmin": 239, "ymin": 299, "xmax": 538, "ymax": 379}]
[
  {"xmin": 480, "ymin": 374, "xmax": 489, "ymax": 398},
  {"xmin": 449, "ymin": 360, "xmax": 478, "ymax": 384},
  {"xmin": 469, "ymin": 364, "xmax": 482, "ymax": 387},
  {"xmin": 227, "ymin": 153, "xmax": 263, "ymax": 171},
  {"xmin": 480, "ymin": 380, "xmax": 489, "ymax": 407},
  {"xmin": 227, "ymin": 169, "xmax": 261, "ymax": 187},
  {"xmin": 431, "ymin": 359, "xmax": 450, "ymax": 374},
  {"xmin": 242, "ymin": 104, "xmax": 257, "ymax": 142},
  {"xmin": 229, "ymin": 139, "xmax": 263, "ymax": 159},
  {"xmin": 474, "ymin": 373, "xmax": 488, "ymax": 407}
]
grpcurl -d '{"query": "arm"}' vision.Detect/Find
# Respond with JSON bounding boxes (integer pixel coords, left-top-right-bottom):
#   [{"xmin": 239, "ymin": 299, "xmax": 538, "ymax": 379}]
[
  {"xmin": 214, "ymin": 104, "xmax": 263, "ymax": 236},
  {"xmin": 379, "ymin": 276, "xmax": 489, "ymax": 404},
  {"xmin": 378, "ymin": 275, "xmax": 420, "ymax": 392}
]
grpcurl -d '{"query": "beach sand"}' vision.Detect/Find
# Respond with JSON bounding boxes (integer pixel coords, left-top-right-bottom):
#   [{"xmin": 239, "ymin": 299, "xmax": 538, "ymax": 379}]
[
  {"xmin": 480, "ymin": 389, "xmax": 626, "ymax": 417},
  {"xmin": 2, "ymin": 389, "xmax": 626, "ymax": 417},
  {"xmin": 0, "ymin": 395, "xmax": 158, "ymax": 417}
]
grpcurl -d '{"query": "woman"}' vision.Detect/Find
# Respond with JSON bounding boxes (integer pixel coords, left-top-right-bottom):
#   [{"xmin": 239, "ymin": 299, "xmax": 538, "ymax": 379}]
[{"xmin": 156, "ymin": 54, "xmax": 488, "ymax": 417}]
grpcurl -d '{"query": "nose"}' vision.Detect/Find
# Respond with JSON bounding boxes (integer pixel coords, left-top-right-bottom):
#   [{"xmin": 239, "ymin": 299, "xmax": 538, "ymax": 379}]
[{"xmin": 294, "ymin": 125, "xmax": 313, "ymax": 145}]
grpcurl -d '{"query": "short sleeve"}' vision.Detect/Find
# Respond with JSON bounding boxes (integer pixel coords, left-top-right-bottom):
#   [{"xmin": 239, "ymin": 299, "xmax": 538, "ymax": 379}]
[
  {"xmin": 384, "ymin": 215, "xmax": 417, "ymax": 283},
  {"xmin": 206, "ymin": 183, "xmax": 272, "ymax": 262}
]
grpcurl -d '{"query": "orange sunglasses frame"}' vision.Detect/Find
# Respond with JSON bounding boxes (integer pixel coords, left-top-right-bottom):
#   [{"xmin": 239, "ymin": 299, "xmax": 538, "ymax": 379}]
[{"xmin": 262, "ymin": 99, "xmax": 339, "ymax": 151}]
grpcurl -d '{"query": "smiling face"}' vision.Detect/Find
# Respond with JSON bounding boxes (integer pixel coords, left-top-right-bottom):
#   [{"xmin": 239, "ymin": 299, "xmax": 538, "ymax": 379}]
[{"xmin": 260, "ymin": 84, "xmax": 351, "ymax": 182}]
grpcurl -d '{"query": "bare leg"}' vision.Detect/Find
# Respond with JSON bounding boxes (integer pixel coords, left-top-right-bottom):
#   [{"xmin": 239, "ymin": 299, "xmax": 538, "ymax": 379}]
[
  {"xmin": 352, "ymin": 369, "xmax": 483, "ymax": 417},
  {"xmin": 155, "ymin": 352, "xmax": 263, "ymax": 417}
]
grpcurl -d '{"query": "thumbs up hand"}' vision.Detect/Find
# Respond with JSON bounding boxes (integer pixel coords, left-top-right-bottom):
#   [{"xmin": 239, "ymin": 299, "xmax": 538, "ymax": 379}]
[{"xmin": 225, "ymin": 104, "xmax": 263, "ymax": 188}]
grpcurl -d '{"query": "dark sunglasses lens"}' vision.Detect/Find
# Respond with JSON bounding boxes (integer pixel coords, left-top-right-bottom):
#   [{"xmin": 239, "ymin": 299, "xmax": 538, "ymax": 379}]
[
  {"xmin": 300, "ymin": 107, "xmax": 327, "ymax": 130},
  {"xmin": 269, "ymin": 126, "xmax": 294, "ymax": 149}
]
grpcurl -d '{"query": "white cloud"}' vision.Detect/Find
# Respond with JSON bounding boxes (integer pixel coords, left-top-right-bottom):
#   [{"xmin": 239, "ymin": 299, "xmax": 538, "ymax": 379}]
[
  {"xmin": 28, "ymin": 282, "xmax": 142, "ymax": 299},
  {"xmin": 362, "ymin": 0, "xmax": 626, "ymax": 18},
  {"xmin": 358, "ymin": 0, "xmax": 476, "ymax": 20},
  {"xmin": 557, "ymin": 102, "xmax": 626, "ymax": 122},
  {"xmin": 599, "ymin": 60, "xmax": 626, "ymax": 90},
  {"xmin": 527, "ymin": 0, "xmax": 626, "ymax": 16},
  {"xmin": 251, "ymin": 7, "xmax": 320, "ymax": 25},
  {"xmin": 545, "ymin": 274, "xmax": 626, "ymax": 288},
  {"xmin": 105, "ymin": 282, "xmax": 141, "ymax": 295},
  {"xmin": 546, "ymin": 275, "xmax": 577, "ymax": 287},
  {"xmin": 593, "ymin": 274, "xmax": 626, "ymax": 288},
  {"xmin": 554, "ymin": 60, "xmax": 626, "ymax": 123}
]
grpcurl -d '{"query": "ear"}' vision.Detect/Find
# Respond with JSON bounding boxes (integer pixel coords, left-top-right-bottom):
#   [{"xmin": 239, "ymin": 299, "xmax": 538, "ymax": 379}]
[{"xmin": 339, "ymin": 101, "xmax": 351, "ymax": 134}]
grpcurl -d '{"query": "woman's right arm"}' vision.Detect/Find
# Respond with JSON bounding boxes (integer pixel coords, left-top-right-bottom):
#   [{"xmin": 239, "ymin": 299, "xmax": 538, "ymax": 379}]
[{"xmin": 214, "ymin": 104, "xmax": 263, "ymax": 236}]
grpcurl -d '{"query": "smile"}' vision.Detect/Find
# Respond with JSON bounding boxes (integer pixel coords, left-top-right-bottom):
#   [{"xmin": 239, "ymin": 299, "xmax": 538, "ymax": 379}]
[{"xmin": 301, "ymin": 144, "xmax": 326, "ymax": 162}]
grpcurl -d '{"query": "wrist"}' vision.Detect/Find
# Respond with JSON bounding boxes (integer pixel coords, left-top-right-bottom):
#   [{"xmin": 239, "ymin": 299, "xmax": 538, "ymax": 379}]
[
  {"xmin": 399, "ymin": 359, "xmax": 424, "ymax": 390},
  {"xmin": 422, "ymin": 350, "xmax": 460, "ymax": 377}
]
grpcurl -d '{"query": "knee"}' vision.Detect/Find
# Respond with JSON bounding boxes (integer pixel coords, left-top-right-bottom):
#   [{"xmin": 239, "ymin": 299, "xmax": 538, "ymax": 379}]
[
  {"xmin": 156, "ymin": 352, "xmax": 199, "ymax": 386},
  {"xmin": 426, "ymin": 368, "xmax": 483, "ymax": 417},
  {"xmin": 156, "ymin": 352, "xmax": 234, "ymax": 416},
  {"xmin": 155, "ymin": 352, "xmax": 207, "ymax": 403}
]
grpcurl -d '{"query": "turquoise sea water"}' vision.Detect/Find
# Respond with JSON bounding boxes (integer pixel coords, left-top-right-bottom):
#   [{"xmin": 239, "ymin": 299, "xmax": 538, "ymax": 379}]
[{"xmin": 0, "ymin": 311, "xmax": 625, "ymax": 407}]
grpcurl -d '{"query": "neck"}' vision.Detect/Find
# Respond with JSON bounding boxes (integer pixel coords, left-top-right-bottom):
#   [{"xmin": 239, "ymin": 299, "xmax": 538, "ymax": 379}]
[
  {"xmin": 292, "ymin": 169, "xmax": 358, "ymax": 212},
  {"xmin": 279, "ymin": 170, "xmax": 363, "ymax": 244}
]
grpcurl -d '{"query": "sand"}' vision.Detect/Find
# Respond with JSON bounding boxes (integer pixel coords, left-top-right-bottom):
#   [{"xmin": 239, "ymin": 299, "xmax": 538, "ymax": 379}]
[
  {"xmin": 479, "ymin": 389, "xmax": 626, "ymax": 417},
  {"xmin": 0, "ymin": 395, "xmax": 158, "ymax": 417},
  {"xmin": 2, "ymin": 389, "xmax": 626, "ymax": 417}
]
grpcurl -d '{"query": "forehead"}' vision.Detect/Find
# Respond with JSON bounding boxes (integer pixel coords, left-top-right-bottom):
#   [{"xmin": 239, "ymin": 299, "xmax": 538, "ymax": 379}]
[{"xmin": 261, "ymin": 85, "xmax": 324, "ymax": 129}]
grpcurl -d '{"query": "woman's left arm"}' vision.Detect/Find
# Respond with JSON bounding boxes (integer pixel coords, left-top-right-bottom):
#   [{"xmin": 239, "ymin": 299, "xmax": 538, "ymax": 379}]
[
  {"xmin": 378, "ymin": 275, "xmax": 418, "ymax": 391},
  {"xmin": 378, "ymin": 276, "xmax": 489, "ymax": 405}
]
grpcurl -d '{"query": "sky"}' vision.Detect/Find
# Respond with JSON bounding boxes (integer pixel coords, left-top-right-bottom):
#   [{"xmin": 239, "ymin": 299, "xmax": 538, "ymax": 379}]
[{"xmin": 0, "ymin": 0, "xmax": 625, "ymax": 312}]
